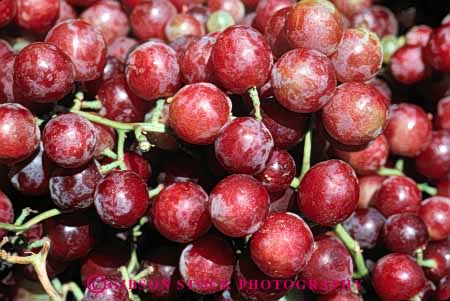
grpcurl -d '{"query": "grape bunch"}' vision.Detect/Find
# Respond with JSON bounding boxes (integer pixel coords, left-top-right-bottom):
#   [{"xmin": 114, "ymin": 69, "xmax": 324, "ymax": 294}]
[{"xmin": 0, "ymin": 0, "xmax": 449, "ymax": 301}]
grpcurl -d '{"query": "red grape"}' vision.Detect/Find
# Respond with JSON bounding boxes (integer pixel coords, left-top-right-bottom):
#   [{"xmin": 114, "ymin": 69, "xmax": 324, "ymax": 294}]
[
  {"xmin": 56, "ymin": 0, "xmax": 77, "ymax": 24},
  {"xmin": 330, "ymin": 0, "xmax": 371, "ymax": 17},
  {"xmin": 366, "ymin": 77, "xmax": 392, "ymax": 105},
  {"xmin": 343, "ymin": 207, "xmax": 385, "ymax": 249},
  {"xmin": 180, "ymin": 32, "xmax": 219, "ymax": 84},
  {"xmin": 271, "ymin": 48, "xmax": 336, "ymax": 113},
  {"xmin": 130, "ymin": 0, "xmax": 177, "ymax": 41},
  {"xmin": 390, "ymin": 45, "xmax": 431, "ymax": 84},
  {"xmin": 92, "ymin": 121, "xmax": 116, "ymax": 159},
  {"xmin": 357, "ymin": 174, "xmax": 384, "ymax": 208},
  {"xmin": 152, "ymin": 181, "xmax": 211, "ymax": 243},
  {"xmin": 260, "ymin": 98, "xmax": 308, "ymax": 149},
  {"xmin": 317, "ymin": 290, "xmax": 362, "ymax": 301},
  {"xmin": 83, "ymin": 56, "xmax": 124, "ymax": 96},
  {"xmin": 13, "ymin": 42, "xmax": 74, "ymax": 104},
  {"xmin": 425, "ymin": 23, "xmax": 450, "ymax": 73},
  {"xmin": 84, "ymin": 276, "xmax": 130, "ymax": 301},
  {"xmin": 170, "ymin": 34, "xmax": 200, "ymax": 63},
  {"xmin": 43, "ymin": 113, "xmax": 97, "ymax": 168},
  {"xmin": 423, "ymin": 240, "xmax": 450, "ymax": 283},
  {"xmin": 66, "ymin": 0, "xmax": 99, "ymax": 6},
  {"xmin": 45, "ymin": 19, "xmax": 107, "ymax": 82},
  {"xmin": 80, "ymin": 0, "xmax": 129, "ymax": 45},
  {"xmin": 0, "ymin": 40, "xmax": 12, "ymax": 61},
  {"xmin": 211, "ymin": 25, "xmax": 273, "ymax": 94},
  {"xmin": 169, "ymin": 83, "xmax": 231, "ymax": 145},
  {"xmin": 107, "ymin": 37, "xmax": 138, "ymax": 64},
  {"xmin": 16, "ymin": 0, "xmax": 59, "ymax": 33},
  {"xmin": 50, "ymin": 161, "xmax": 102, "ymax": 212},
  {"xmin": 372, "ymin": 253, "xmax": 426, "ymax": 301},
  {"xmin": 419, "ymin": 196, "xmax": 450, "ymax": 241},
  {"xmin": 122, "ymin": 152, "xmax": 151, "ymax": 181},
  {"xmin": 165, "ymin": 13, "xmax": 205, "ymax": 42},
  {"xmin": 437, "ymin": 277, "xmax": 450, "ymax": 300},
  {"xmin": 179, "ymin": 235, "xmax": 235, "ymax": 294},
  {"xmin": 436, "ymin": 96, "xmax": 450, "ymax": 131},
  {"xmin": 0, "ymin": 103, "xmax": 40, "ymax": 164},
  {"xmin": 264, "ymin": 7, "xmax": 291, "ymax": 59},
  {"xmin": 0, "ymin": 190, "xmax": 13, "ymax": 239},
  {"xmin": 125, "ymin": 41, "xmax": 180, "ymax": 101},
  {"xmin": 382, "ymin": 213, "xmax": 428, "ymax": 254},
  {"xmin": 298, "ymin": 159, "xmax": 359, "ymax": 226},
  {"xmin": 0, "ymin": 0, "xmax": 16, "ymax": 28},
  {"xmin": 384, "ymin": 103, "xmax": 432, "ymax": 157},
  {"xmin": 286, "ymin": 0, "xmax": 344, "ymax": 56},
  {"xmin": 300, "ymin": 235, "xmax": 353, "ymax": 294},
  {"xmin": 331, "ymin": 134, "xmax": 388, "ymax": 175},
  {"xmin": 44, "ymin": 213, "xmax": 97, "ymax": 262},
  {"xmin": 97, "ymin": 75, "xmax": 152, "ymax": 122},
  {"xmin": 94, "ymin": 170, "xmax": 149, "ymax": 228},
  {"xmin": 250, "ymin": 212, "xmax": 314, "ymax": 278},
  {"xmin": 373, "ymin": 176, "xmax": 422, "ymax": 217},
  {"xmin": 406, "ymin": 25, "xmax": 433, "ymax": 47},
  {"xmin": 322, "ymin": 82, "xmax": 388, "ymax": 146},
  {"xmin": 214, "ymin": 117, "xmax": 274, "ymax": 174},
  {"xmin": 209, "ymin": 174, "xmax": 269, "ymax": 237},
  {"xmin": 256, "ymin": 149, "xmax": 295, "ymax": 192},
  {"xmin": 254, "ymin": 0, "xmax": 293, "ymax": 32},
  {"xmin": 330, "ymin": 28, "xmax": 383, "ymax": 82},
  {"xmin": 415, "ymin": 130, "xmax": 450, "ymax": 179},
  {"xmin": 351, "ymin": 5, "xmax": 398, "ymax": 38},
  {"xmin": 9, "ymin": 144, "xmax": 53, "ymax": 196}
]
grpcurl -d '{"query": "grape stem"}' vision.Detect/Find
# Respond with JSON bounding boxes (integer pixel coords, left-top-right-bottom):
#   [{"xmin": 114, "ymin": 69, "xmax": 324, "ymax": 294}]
[
  {"xmin": 101, "ymin": 148, "xmax": 118, "ymax": 160},
  {"xmin": 61, "ymin": 282, "xmax": 84, "ymax": 301},
  {"xmin": 378, "ymin": 161, "xmax": 437, "ymax": 195},
  {"xmin": 80, "ymin": 100, "xmax": 102, "ymax": 110},
  {"xmin": 99, "ymin": 130, "xmax": 127, "ymax": 173},
  {"xmin": 290, "ymin": 177, "xmax": 300, "ymax": 189},
  {"xmin": 334, "ymin": 224, "xmax": 369, "ymax": 279},
  {"xmin": 148, "ymin": 184, "xmax": 164, "ymax": 199},
  {"xmin": 0, "ymin": 208, "xmax": 61, "ymax": 233},
  {"xmin": 415, "ymin": 248, "xmax": 437, "ymax": 269},
  {"xmin": 300, "ymin": 125, "xmax": 312, "ymax": 179},
  {"xmin": 248, "ymin": 87, "xmax": 262, "ymax": 121},
  {"xmin": 0, "ymin": 238, "xmax": 62, "ymax": 301}
]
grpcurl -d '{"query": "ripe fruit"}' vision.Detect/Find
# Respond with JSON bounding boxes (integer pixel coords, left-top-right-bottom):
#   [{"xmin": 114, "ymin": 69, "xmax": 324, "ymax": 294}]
[
  {"xmin": 357, "ymin": 174, "xmax": 384, "ymax": 208},
  {"xmin": 254, "ymin": 0, "xmax": 293, "ymax": 33},
  {"xmin": 46, "ymin": 19, "xmax": 107, "ymax": 82},
  {"xmin": 214, "ymin": 117, "xmax": 274, "ymax": 175},
  {"xmin": 94, "ymin": 170, "xmax": 149, "ymax": 228},
  {"xmin": 271, "ymin": 48, "xmax": 336, "ymax": 113},
  {"xmin": 256, "ymin": 149, "xmax": 296, "ymax": 192},
  {"xmin": 423, "ymin": 240, "xmax": 450, "ymax": 283},
  {"xmin": 16, "ymin": 0, "xmax": 59, "ymax": 33},
  {"xmin": 165, "ymin": 13, "xmax": 205, "ymax": 42},
  {"xmin": 343, "ymin": 207, "xmax": 385, "ymax": 249},
  {"xmin": 298, "ymin": 160, "xmax": 359, "ymax": 226},
  {"xmin": 211, "ymin": 25, "xmax": 273, "ymax": 94},
  {"xmin": 372, "ymin": 254, "xmax": 426, "ymax": 301},
  {"xmin": 0, "ymin": 190, "xmax": 14, "ymax": 238},
  {"xmin": 209, "ymin": 174, "xmax": 270, "ymax": 237},
  {"xmin": 43, "ymin": 113, "xmax": 97, "ymax": 168},
  {"xmin": 351, "ymin": 5, "xmax": 398, "ymax": 38},
  {"xmin": 125, "ymin": 41, "xmax": 180, "ymax": 101},
  {"xmin": 436, "ymin": 96, "xmax": 450, "ymax": 131},
  {"xmin": 264, "ymin": 7, "xmax": 291, "ymax": 59},
  {"xmin": 0, "ymin": 103, "xmax": 40, "ymax": 164},
  {"xmin": 406, "ymin": 25, "xmax": 432, "ymax": 47},
  {"xmin": 286, "ymin": 0, "xmax": 344, "ymax": 56},
  {"xmin": 300, "ymin": 235, "xmax": 353, "ymax": 294},
  {"xmin": 152, "ymin": 181, "xmax": 211, "ymax": 243},
  {"xmin": 169, "ymin": 83, "xmax": 231, "ymax": 145},
  {"xmin": 179, "ymin": 235, "xmax": 235, "ymax": 294},
  {"xmin": 0, "ymin": 0, "xmax": 16, "ymax": 28},
  {"xmin": 382, "ymin": 213, "xmax": 428, "ymax": 254},
  {"xmin": 373, "ymin": 176, "xmax": 422, "ymax": 217},
  {"xmin": 250, "ymin": 212, "xmax": 314, "ymax": 278},
  {"xmin": 44, "ymin": 213, "xmax": 97, "ymax": 262},
  {"xmin": 425, "ymin": 23, "xmax": 450, "ymax": 73},
  {"xmin": 330, "ymin": 28, "xmax": 383, "ymax": 82},
  {"xmin": 419, "ymin": 196, "xmax": 450, "ymax": 241},
  {"xmin": 322, "ymin": 82, "xmax": 388, "ymax": 146},
  {"xmin": 84, "ymin": 276, "xmax": 130, "ymax": 301},
  {"xmin": 390, "ymin": 45, "xmax": 431, "ymax": 84},
  {"xmin": 415, "ymin": 130, "xmax": 450, "ymax": 179},
  {"xmin": 331, "ymin": 0, "xmax": 371, "ymax": 17},
  {"xmin": 13, "ymin": 42, "xmax": 74, "ymax": 103},
  {"xmin": 384, "ymin": 103, "xmax": 432, "ymax": 157}
]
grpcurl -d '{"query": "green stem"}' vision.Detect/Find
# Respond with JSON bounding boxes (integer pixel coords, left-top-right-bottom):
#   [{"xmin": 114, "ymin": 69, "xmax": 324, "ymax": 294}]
[
  {"xmin": 415, "ymin": 248, "xmax": 437, "ymax": 269},
  {"xmin": 73, "ymin": 110, "xmax": 135, "ymax": 131},
  {"xmin": 117, "ymin": 130, "xmax": 127, "ymax": 170},
  {"xmin": 300, "ymin": 126, "xmax": 312, "ymax": 179},
  {"xmin": 133, "ymin": 267, "xmax": 154, "ymax": 281},
  {"xmin": 417, "ymin": 183, "xmax": 437, "ymax": 196},
  {"xmin": 378, "ymin": 166, "xmax": 404, "ymax": 176},
  {"xmin": 62, "ymin": 282, "xmax": 84, "ymax": 301},
  {"xmin": 248, "ymin": 87, "xmax": 262, "ymax": 121},
  {"xmin": 134, "ymin": 126, "xmax": 151, "ymax": 152},
  {"xmin": 290, "ymin": 177, "xmax": 300, "ymax": 189},
  {"xmin": 148, "ymin": 184, "xmax": 164, "ymax": 199},
  {"xmin": 99, "ymin": 160, "xmax": 121, "ymax": 174},
  {"xmin": 0, "ymin": 209, "xmax": 62, "ymax": 232},
  {"xmin": 14, "ymin": 208, "xmax": 36, "ymax": 226},
  {"xmin": 334, "ymin": 224, "xmax": 369, "ymax": 279},
  {"xmin": 395, "ymin": 159, "xmax": 405, "ymax": 172},
  {"xmin": 28, "ymin": 238, "xmax": 47, "ymax": 250},
  {"xmin": 410, "ymin": 295, "xmax": 421, "ymax": 301},
  {"xmin": 101, "ymin": 148, "xmax": 118, "ymax": 160},
  {"xmin": 151, "ymin": 99, "xmax": 166, "ymax": 124},
  {"xmin": 119, "ymin": 266, "xmax": 138, "ymax": 301},
  {"xmin": 80, "ymin": 100, "xmax": 103, "ymax": 110}
]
